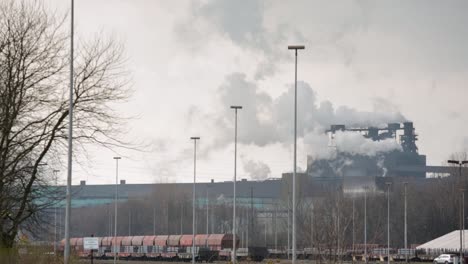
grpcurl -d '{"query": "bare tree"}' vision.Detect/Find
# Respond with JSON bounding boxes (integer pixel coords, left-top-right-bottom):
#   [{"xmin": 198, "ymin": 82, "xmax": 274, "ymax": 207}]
[{"xmin": 0, "ymin": 0, "xmax": 130, "ymax": 249}]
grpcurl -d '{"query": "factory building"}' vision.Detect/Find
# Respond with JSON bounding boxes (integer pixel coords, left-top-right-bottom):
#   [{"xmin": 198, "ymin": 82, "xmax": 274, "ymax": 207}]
[{"xmin": 51, "ymin": 122, "xmax": 461, "ymax": 208}]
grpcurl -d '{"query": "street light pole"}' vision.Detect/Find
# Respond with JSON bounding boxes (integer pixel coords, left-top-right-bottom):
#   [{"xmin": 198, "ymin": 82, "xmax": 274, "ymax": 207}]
[
  {"xmin": 206, "ymin": 186, "xmax": 209, "ymax": 236},
  {"xmin": 113, "ymin": 157, "xmax": 121, "ymax": 264},
  {"xmin": 64, "ymin": 0, "xmax": 74, "ymax": 263},
  {"xmin": 364, "ymin": 187, "xmax": 368, "ymax": 264},
  {"xmin": 191, "ymin": 137, "xmax": 200, "ymax": 264},
  {"xmin": 352, "ymin": 195, "xmax": 355, "ymax": 261},
  {"xmin": 404, "ymin": 182, "xmax": 408, "ymax": 263},
  {"xmin": 448, "ymin": 159, "xmax": 468, "ymax": 262},
  {"xmin": 53, "ymin": 169, "xmax": 60, "ymax": 255},
  {"xmin": 230, "ymin": 105, "xmax": 242, "ymax": 264},
  {"xmin": 386, "ymin": 182, "xmax": 392, "ymax": 264},
  {"xmin": 288, "ymin": 44, "xmax": 305, "ymax": 264}
]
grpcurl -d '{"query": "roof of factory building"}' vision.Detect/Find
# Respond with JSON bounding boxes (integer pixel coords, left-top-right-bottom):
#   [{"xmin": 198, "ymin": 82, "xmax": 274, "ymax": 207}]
[
  {"xmin": 417, "ymin": 230, "xmax": 468, "ymax": 250},
  {"xmin": 67, "ymin": 178, "xmax": 282, "ymax": 199}
]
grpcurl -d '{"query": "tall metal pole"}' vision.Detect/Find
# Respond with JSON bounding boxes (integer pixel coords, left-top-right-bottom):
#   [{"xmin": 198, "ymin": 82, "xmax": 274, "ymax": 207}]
[
  {"xmin": 53, "ymin": 169, "xmax": 59, "ymax": 255},
  {"xmin": 462, "ymin": 189, "xmax": 465, "ymax": 255},
  {"xmin": 64, "ymin": 0, "xmax": 74, "ymax": 263},
  {"xmin": 275, "ymin": 204, "xmax": 278, "ymax": 251},
  {"xmin": 404, "ymin": 182, "xmax": 408, "ymax": 263},
  {"xmin": 231, "ymin": 106, "xmax": 242, "ymax": 264},
  {"xmin": 191, "ymin": 137, "xmax": 200, "ymax": 264},
  {"xmin": 287, "ymin": 191, "xmax": 290, "ymax": 260},
  {"xmin": 364, "ymin": 188, "xmax": 367, "ymax": 264},
  {"xmin": 206, "ymin": 186, "xmax": 209, "ymax": 235},
  {"xmin": 113, "ymin": 157, "xmax": 121, "ymax": 264},
  {"xmin": 288, "ymin": 45, "xmax": 304, "ymax": 264},
  {"xmin": 461, "ymin": 165, "xmax": 463, "ymax": 263},
  {"xmin": 352, "ymin": 195, "xmax": 355, "ymax": 261},
  {"xmin": 180, "ymin": 203, "xmax": 183, "ymax": 235},
  {"xmin": 386, "ymin": 182, "xmax": 392, "ymax": 264}
]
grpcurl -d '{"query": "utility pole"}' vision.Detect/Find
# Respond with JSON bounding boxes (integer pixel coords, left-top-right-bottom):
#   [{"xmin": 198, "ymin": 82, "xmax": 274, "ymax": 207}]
[
  {"xmin": 64, "ymin": 1, "xmax": 74, "ymax": 263},
  {"xmin": 230, "ymin": 106, "xmax": 242, "ymax": 264},
  {"xmin": 288, "ymin": 44, "xmax": 305, "ymax": 264},
  {"xmin": 352, "ymin": 195, "xmax": 355, "ymax": 262},
  {"xmin": 250, "ymin": 187, "xmax": 254, "ymax": 248},
  {"xmin": 287, "ymin": 191, "xmax": 290, "ymax": 260},
  {"xmin": 404, "ymin": 182, "xmax": 408, "ymax": 263},
  {"xmin": 386, "ymin": 182, "xmax": 392, "ymax": 264},
  {"xmin": 206, "ymin": 186, "xmax": 209, "ymax": 235},
  {"xmin": 53, "ymin": 169, "xmax": 60, "ymax": 255},
  {"xmin": 113, "ymin": 157, "xmax": 121, "ymax": 264},
  {"xmin": 275, "ymin": 204, "xmax": 278, "ymax": 251},
  {"xmin": 364, "ymin": 187, "xmax": 368, "ymax": 264},
  {"xmin": 190, "ymin": 136, "xmax": 200, "ymax": 264}
]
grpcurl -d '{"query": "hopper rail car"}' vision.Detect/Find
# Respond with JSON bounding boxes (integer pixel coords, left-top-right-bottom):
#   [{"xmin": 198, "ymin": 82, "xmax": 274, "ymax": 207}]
[{"xmin": 60, "ymin": 233, "xmax": 267, "ymax": 262}]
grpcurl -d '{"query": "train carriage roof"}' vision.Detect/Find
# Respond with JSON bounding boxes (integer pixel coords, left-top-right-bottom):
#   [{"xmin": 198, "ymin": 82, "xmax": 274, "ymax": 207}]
[
  {"xmin": 142, "ymin": 236, "xmax": 156, "ymax": 246},
  {"xmin": 167, "ymin": 235, "xmax": 182, "ymax": 247},
  {"xmin": 102, "ymin": 237, "xmax": 112, "ymax": 246},
  {"xmin": 155, "ymin": 235, "xmax": 168, "ymax": 246},
  {"xmin": 207, "ymin": 234, "xmax": 237, "ymax": 246},
  {"xmin": 180, "ymin": 235, "xmax": 193, "ymax": 246},
  {"xmin": 131, "ymin": 236, "xmax": 145, "ymax": 246},
  {"xmin": 122, "ymin": 236, "xmax": 133, "ymax": 246},
  {"xmin": 195, "ymin": 234, "xmax": 209, "ymax": 246}
]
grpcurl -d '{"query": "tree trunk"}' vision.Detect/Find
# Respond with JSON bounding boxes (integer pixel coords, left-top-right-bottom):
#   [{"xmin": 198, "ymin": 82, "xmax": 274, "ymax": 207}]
[{"xmin": 0, "ymin": 233, "xmax": 18, "ymax": 264}]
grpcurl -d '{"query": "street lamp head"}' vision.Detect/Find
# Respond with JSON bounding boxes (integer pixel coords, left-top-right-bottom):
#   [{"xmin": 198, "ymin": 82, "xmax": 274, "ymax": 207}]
[
  {"xmin": 113, "ymin": 157, "xmax": 121, "ymax": 160},
  {"xmin": 190, "ymin": 137, "xmax": 200, "ymax": 140},
  {"xmin": 288, "ymin": 45, "xmax": 305, "ymax": 50},
  {"xmin": 230, "ymin": 106, "xmax": 242, "ymax": 110},
  {"xmin": 448, "ymin": 160, "xmax": 460, "ymax": 164},
  {"xmin": 385, "ymin": 182, "xmax": 392, "ymax": 186}
]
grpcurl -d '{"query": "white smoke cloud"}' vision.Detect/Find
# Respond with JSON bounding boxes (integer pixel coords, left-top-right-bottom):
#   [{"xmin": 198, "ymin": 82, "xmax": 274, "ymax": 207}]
[
  {"xmin": 243, "ymin": 159, "xmax": 271, "ymax": 181},
  {"xmin": 213, "ymin": 73, "xmax": 406, "ymax": 147},
  {"xmin": 333, "ymin": 131, "xmax": 402, "ymax": 156},
  {"xmin": 187, "ymin": 73, "xmax": 406, "ymax": 168}
]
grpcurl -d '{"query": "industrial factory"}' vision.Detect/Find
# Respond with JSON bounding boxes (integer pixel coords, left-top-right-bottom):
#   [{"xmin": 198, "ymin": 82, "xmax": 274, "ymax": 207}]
[{"xmin": 58, "ymin": 121, "xmax": 459, "ymax": 210}]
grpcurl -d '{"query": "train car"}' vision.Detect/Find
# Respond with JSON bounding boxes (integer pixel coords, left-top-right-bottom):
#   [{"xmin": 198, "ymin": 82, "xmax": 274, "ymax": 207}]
[
  {"xmin": 178, "ymin": 235, "xmax": 194, "ymax": 261},
  {"xmin": 106, "ymin": 236, "xmax": 124, "ymax": 259},
  {"xmin": 119, "ymin": 236, "xmax": 133, "ymax": 259},
  {"xmin": 195, "ymin": 234, "xmax": 218, "ymax": 262},
  {"xmin": 60, "ymin": 233, "xmax": 238, "ymax": 262},
  {"xmin": 207, "ymin": 234, "xmax": 238, "ymax": 261},
  {"xmin": 131, "ymin": 236, "xmax": 145, "ymax": 259},
  {"xmin": 164, "ymin": 235, "xmax": 181, "ymax": 260},
  {"xmin": 142, "ymin": 235, "xmax": 158, "ymax": 259},
  {"xmin": 155, "ymin": 235, "xmax": 168, "ymax": 259}
]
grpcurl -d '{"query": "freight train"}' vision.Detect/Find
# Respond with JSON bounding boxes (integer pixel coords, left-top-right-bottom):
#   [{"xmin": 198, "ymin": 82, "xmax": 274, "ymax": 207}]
[{"xmin": 60, "ymin": 233, "xmax": 268, "ymax": 262}]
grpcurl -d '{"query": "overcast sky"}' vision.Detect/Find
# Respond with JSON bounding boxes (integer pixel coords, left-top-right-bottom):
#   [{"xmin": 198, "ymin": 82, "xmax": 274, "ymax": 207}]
[{"xmin": 44, "ymin": 0, "xmax": 468, "ymax": 185}]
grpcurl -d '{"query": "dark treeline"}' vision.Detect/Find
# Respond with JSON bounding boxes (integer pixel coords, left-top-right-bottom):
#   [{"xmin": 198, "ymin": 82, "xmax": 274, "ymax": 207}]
[
  {"xmin": 45, "ymin": 175, "xmax": 464, "ymax": 252},
  {"xmin": 294, "ymin": 175, "xmax": 462, "ymax": 251}
]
